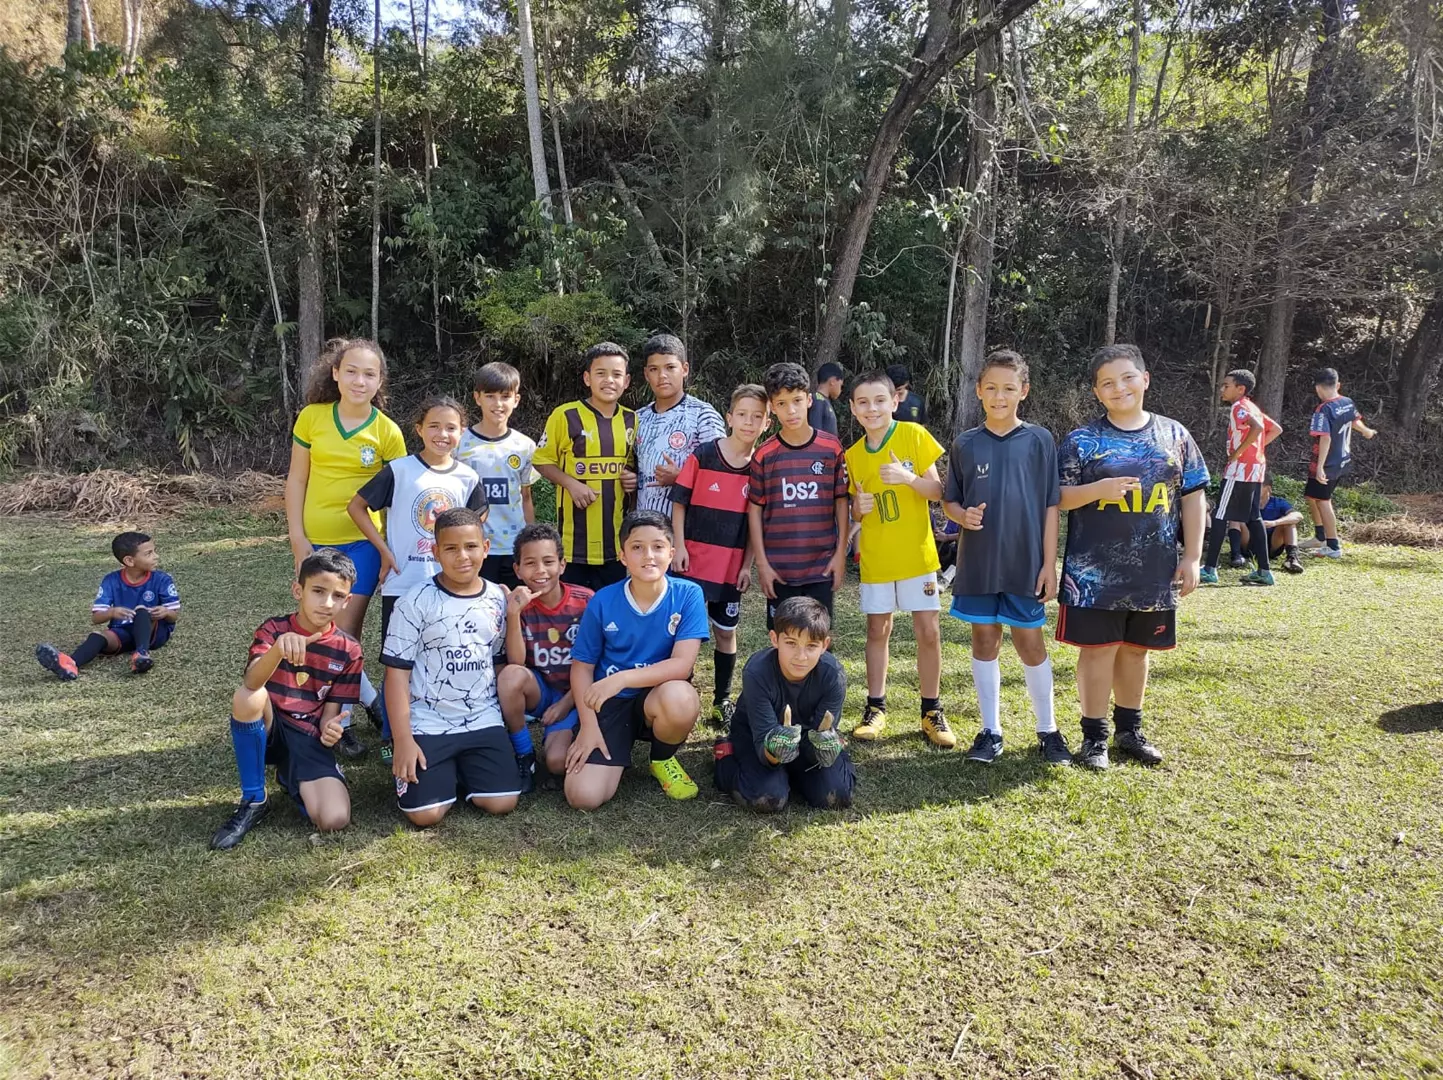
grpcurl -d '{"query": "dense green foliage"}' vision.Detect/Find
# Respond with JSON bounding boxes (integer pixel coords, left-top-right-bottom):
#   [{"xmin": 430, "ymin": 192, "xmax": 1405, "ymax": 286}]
[{"xmin": 0, "ymin": 0, "xmax": 1439, "ymax": 480}]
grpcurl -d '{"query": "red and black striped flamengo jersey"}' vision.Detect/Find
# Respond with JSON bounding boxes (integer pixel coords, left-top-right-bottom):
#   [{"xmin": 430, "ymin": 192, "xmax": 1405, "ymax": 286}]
[
  {"xmin": 749, "ymin": 429, "xmax": 848, "ymax": 586},
  {"xmin": 673, "ymin": 439, "xmax": 751, "ymax": 599},
  {"xmin": 247, "ymin": 615, "xmax": 364, "ymax": 736},
  {"xmin": 520, "ymin": 583, "xmax": 593, "ymax": 695}
]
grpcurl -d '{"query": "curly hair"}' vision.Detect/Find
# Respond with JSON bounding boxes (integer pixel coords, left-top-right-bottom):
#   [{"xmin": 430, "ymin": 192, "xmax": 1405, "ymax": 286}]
[{"xmin": 304, "ymin": 338, "xmax": 390, "ymax": 411}]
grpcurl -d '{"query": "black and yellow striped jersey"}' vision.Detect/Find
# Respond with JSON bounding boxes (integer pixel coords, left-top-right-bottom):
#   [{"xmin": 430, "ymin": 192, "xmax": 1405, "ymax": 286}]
[{"xmin": 533, "ymin": 399, "xmax": 637, "ymax": 565}]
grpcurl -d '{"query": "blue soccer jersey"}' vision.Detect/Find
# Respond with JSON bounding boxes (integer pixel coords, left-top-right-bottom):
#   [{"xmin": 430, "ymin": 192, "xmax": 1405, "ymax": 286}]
[
  {"xmin": 571, "ymin": 575, "xmax": 710, "ymax": 696},
  {"xmin": 1058, "ymin": 414, "xmax": 1208, "ymax": 611},
  {"xmin": 92, "ymin": 569, "xmax": 181, "ymax": 631}
]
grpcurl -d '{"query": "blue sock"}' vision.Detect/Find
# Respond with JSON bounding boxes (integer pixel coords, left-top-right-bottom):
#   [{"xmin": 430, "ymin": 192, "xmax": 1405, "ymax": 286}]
[
  {"xmin": 509, "ymin": 726, "xmax": 534, "ymax": 756},
  {"xmin": 230, "ymin": 716, "xmax": 267, "ymax": 803}
]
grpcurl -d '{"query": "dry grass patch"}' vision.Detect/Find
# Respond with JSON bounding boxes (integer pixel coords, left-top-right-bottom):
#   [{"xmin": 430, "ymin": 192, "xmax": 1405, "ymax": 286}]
[{"xmin": 0, "ymin": 470, "xmax": 282, "ymax": 520}]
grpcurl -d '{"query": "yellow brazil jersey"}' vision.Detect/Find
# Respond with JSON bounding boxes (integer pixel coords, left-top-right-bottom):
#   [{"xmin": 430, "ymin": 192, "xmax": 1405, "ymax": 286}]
[
  {"xmin": 533, "ymin": 399, "xmax": 637, "ymax": 565},
  {"xmin": 292, "ymin": 402, "xmax": 408, "ymax": 545},
  {"xmin": 846, "ymin": 420, "xmax": 945, "ymax": 584}
]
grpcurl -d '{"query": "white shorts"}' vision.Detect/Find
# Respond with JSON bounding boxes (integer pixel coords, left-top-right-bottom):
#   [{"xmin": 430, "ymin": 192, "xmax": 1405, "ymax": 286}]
[{"xmin": 860, "ymin": 573, "xmax": 942, "ymax": 615}]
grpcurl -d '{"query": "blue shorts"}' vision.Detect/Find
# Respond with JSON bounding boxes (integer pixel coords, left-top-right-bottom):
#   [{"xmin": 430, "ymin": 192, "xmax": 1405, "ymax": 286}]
[
  {"xmin": 327, "ymin": 539, "xmax": 382, "ymax": 597},
  {"xmin": 530, "ymin": 669, "xmax": 579, "ymax": 738},
  {"xmin": 950, "ymin": 592, "xmax": 1046, "ymax": 629}
]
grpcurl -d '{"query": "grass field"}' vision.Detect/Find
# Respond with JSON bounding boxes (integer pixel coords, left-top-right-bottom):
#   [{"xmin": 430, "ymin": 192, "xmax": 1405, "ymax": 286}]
[{"xmin": 3, "ymin": 511, "xmax": 1442, "ymax": 1079}]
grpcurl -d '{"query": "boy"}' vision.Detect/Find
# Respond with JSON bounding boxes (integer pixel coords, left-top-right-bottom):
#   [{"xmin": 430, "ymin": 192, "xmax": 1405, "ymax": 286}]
[
  {"xmin": 497, "ymin": 523, "xmax": 593, "ymax": 782},
  {"xmin": 1301, "ymin": 367, "xmax": 1378, "ymax": 558},
  {"xmin": 1200, "ymin": 369, "xmax": 1282, "ymax": 587},
  {"xmin": 635, "ymin": 333, "xmax": 725, "ymax": 518},
  {"xmin": 672, "ymin": 383, "xmax": 769, "ymax": 724},
  {"xmin": 748, "ymin": 362, "xmax": 849, "ymax": 631},
  {"xmin": 36, "ymin": 531, "xmax": 181, "ymax": 680},
  {"xmin": 887, "ymin": 364, "xmax": 927, "ymax": 424},
  {"xmin": 808, "ymin": 362, "xmax": 844, "ymax": 437},
  {"xmin": 381, "ymin": 507, "xmax": 519, "ymax": 827},
  {"xmin": 713, "ymin": 597, "xmax": 854, "ymax": 812},
  {"xmin": 846, "ymin": 370, "xmax": 952, "ymax": 748},
  {"xmin": 564, "ymin": 509, "xmax": 710, "ymax": 810},
  {"xmin": 457, "ymin": 362, "xmax": 538, "ymax": 589},
  {"xmin": 1057, "ymin": 344, "xmax": 1208, "ymax": 770},
  {"xmin": 210, "ymin": 549, "xmax": 363, "ymax": 850},
  {"xmin": 944, "ymin": 350, "xmax": 1071, "ymax": 766},
  {"xmin": 1238, "ymin": 478, "xmax": 1307, "ymax": 575},
  {"xmin": 533, "ymin": 342, "xmax": 639, "ymax": 591}
]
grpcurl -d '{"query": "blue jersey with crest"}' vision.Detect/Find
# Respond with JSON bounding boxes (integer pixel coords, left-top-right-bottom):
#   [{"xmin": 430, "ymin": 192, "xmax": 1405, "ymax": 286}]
[
  {"xmin": 92, "ymin": 569, "xmax": 181, "ymax": 631},
  {"xmin": 570, "ymin": 576, "xmax": 709, "ymax": 698},
  {"xmin": 1058, "ymin": 414, "xmax": 1208, "ymax": 611}
]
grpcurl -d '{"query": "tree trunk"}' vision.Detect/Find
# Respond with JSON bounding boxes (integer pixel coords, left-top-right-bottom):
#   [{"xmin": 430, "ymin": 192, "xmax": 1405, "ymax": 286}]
[
  {"xmin": 371, "ymin": 0, "xmax": 382, "ymax": 342},
  {"xmin": 1104, "ymin": 0, "xmax": 1143, "ymax": 346},
  {"xmin": 1255, "ymin": 0, "xmax": 1348, "ymax": 419},
  {"xmin": 66, "ymin": 0, "xmax": 83, "ymax": 50},
  {"xmin": 812, "ymin": 0, "xmax": 1042, "ymax": 373},
  {"xmin": 953, "ymin": 0, "xmax": 1002, "ymax": 434},
  {"xmin": 517, "ymin": 0, "xmax": 553, "ymax": 218},
  {"xmin": 82, "ymin": 0, "xmax": 95, "ymax": 49},
  {"xmin": 297, "ymin": 0, "xmax": 333, "ymax": 381},
  {"xmin": 539, "ymin": 8, "xmax": 574, "ymax": 226},
  {"xmin": 1394, "ymin": 292, "xmax": 1443, "ymax": 436},
  {"xmin": 256, "ymin": 162, "xmax": 292, "ymax": 415}
]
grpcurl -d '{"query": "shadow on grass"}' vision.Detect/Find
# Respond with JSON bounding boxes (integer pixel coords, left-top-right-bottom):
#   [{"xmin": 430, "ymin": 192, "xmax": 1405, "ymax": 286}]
[{"xmin": 1376, "ymin": 702, "xmax": 1443, "ymax": 734}]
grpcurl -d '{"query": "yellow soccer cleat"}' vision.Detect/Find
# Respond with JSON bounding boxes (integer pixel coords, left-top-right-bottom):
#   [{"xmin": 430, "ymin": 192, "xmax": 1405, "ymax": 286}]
[
  {"xmin": 650, "ymin": 756, "xmax": 699, "ymax": 800},
  {"xmin": 921, "ymin": 706, "xmax": 957, "ymax": 749},
  {"xmin": 852, "ymin": 703, "xmax": 887, "ymax": 741}
]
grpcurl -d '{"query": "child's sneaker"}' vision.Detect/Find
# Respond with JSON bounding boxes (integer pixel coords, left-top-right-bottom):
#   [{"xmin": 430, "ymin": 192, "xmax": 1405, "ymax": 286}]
[
  {"xmin": 965, "ymin": 729, "xmax": 1002, "ymax": 764},
  {"xmin": 921, "ymin": 706, "xmax": 957, "ymax": 749},
  {"xmin": 1198, "ymin": 567, "xmax": 1219, "ymax": 585},
  {"xmin": 1298, "ymin": 536, "xmax": 1325, "ymax": 551},
  {"xmin": 650, "ymin": 756, "xmax": 698, "ymax": 800},
  {"xmin": 1240, "ymin": 569, "xmax": 1274, "ymax": 586},
  {"xmin": 1114, "ymin": 729, "xmax": 1164, "ymax": 765},
  {"xmin": 379, "ymin": 739, "xmax": 394, "ymax": 765},
  {"xmin": 517, "ymin": 751, "xmax": 537, "ymax": 795},
  {"xmin": 1037, "ymin": 729, "xmax": 1073, "ymax": 766},
  {"xmin": 1076, "ymin": 737, "xmax": 1110, "ymax": 770},
  {"xmin": 210, "ymin": 798, "xmax": 270, "ymax": 850},
  {"xmin": 852, "ymin": 703, "xmax": 887, "ymax": 741},
  {"xmin": 711, "ymin": 699, "xmax": 736, "ymax": 729},
  {"xmin": 1311, "ymin": 545, "xmax": 1343, "ymax": 559},
  {"xmin": 1228, "ymin": 554, "xmax": 1249, "ymax": 569},
  {"xmin": 1281, "ymin": 553, "xmax": 1305, "ymax": 575},
  {"xmin": 35, "ymin": 644, "xmax": 79, "ymax": 681},
  {"xmin": 336, "ymin": 728, "xmax": 368, "ymax": 759},
  {"xmin": 130, "ymin": 650, "xmax": 154, "ymax": 674}
]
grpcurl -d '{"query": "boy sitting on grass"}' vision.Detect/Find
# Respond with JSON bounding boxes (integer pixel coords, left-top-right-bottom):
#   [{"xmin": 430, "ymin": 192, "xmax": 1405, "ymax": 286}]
[
  {"xmin": 210, "ymin": 549, "xmax": 363, "ymax": 850},
  {"xmin": 382, "ymin": 507, "xmax": 519, "ymax": 827},
  {"xmin": 713, "ymin": 597, "xmax": 853, "ymax": 812},
  {"xmin": 497, "ymin": 523, "xmax": 593, "ymax": 784},
  {"xmin": 36, "ymin": 531, "xmax": 181, "ymax": 680},
  {"xmin": 564, "ymin": 509, "xmax": 710, "ymax": 810}
]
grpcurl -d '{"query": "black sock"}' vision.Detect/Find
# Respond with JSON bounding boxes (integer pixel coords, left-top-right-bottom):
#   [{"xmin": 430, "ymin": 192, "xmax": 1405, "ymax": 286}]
[
  {"xmin": 1314, "ymin": 524, "xmax": 1326, "ymax": 542},
  {"xmin": 1246, "ymin": 517, "xmax": 1271, "ymax": 572},
  {"xmin": 1226, "ymin": 527, "xmax": 1243, "ymax": 560},
  {"xmin": 1113, "ymin": 705, "xmax": 1143, "ymax": 733},
  {"xmin": 1326, "ymin": 537, "xmax": 1340, "ymax": 551},
  {"xmin": 1081, "ymin": 716, "xmax": 1109, "ymax": 741},
  {"xmin": 921, "ymin": 697, "xmax": 940, "ymax": 715},
  {"xmin": 1203, "ymin": 516, "xmax": 1228, "ymax": 571},
  {"xmin": 713, "ymin": 649, "xmax": 737, "ymax": 704},
  {"xmin": 650, "ymin": 736, "xmax": 682, "ymax": 762},
  {"xmin": 71, "ymin": 632, "xmax": 108, "ymax": 667},
  {"xmin": 867, "ymin": 695, "xmax": 886, "ymax": 711},
  {"xmin": 1285, "ymin": 544, "xmax": 1298, "ymax": 557},
  {"xmin": 130, "ymin": 608, "xmax": 154, "ymax": 651}
]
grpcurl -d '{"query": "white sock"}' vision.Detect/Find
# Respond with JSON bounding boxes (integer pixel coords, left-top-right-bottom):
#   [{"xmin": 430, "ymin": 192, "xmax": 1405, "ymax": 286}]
[
  {"xmin": 357, "ymin": 671, "xmax": 378, "ymax": 720},
  {"xmin": 972, "ymin": 657, "xmax": 1001, "ymax": 735},
  {"xmin": 1024, "ymin": 658, "xmax": 1056, "ymax": 733}
]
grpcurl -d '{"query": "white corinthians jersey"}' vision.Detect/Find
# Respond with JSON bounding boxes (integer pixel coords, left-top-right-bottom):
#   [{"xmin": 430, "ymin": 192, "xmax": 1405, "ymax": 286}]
[{"xmin": 381, "ymin": 579, "xmax": 507, "ymax": 736}]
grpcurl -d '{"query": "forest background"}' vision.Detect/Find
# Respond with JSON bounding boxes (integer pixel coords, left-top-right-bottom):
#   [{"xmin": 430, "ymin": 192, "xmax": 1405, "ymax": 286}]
[{"xmin": 1, "ymin": 0, "xmax": 1440, "ymax": 488}]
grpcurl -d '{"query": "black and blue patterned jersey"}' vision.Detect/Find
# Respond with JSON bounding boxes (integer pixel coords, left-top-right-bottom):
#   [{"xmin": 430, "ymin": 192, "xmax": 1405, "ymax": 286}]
[{"xmin": 1058, "ymin": 414, "xmax": 1208, "ymax": 611}]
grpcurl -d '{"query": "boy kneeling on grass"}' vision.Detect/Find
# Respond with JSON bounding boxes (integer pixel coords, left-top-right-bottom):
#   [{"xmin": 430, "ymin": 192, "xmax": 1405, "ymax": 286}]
[
  {"xmin": 211, "ymin": 549, "xmax": 364, "ymax": 851},
  {"xmin": 713, "ymin": 597, "xmax": 853, "ymax": 812},
  {"xmin": 382, "ymin": 507, "xmax": 519, "ymax": 827}
]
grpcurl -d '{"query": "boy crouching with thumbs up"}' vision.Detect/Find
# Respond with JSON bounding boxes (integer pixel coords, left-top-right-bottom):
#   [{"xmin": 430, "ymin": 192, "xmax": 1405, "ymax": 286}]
[
  {"xmin": 844, "ymin": 370, "xmax": 952, "ymax": 748},
  {"xmin": 713, "ymin": 597, "xmax": 854, "ymax": 811},
  {"xmin": 944, "ymin": 350, "xmax": 1071, "ymax": 767},
  {"xmin": 211, "ymin": 549, "xmax": 367, "ymax": 850}
]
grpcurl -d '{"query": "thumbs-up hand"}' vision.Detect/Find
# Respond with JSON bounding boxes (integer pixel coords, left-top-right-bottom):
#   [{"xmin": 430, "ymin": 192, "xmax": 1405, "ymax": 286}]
[
  {"xmin": 878, "ymin": 451, "xmax": 915, "ymax": 487},
  {"xmin": 275, "ymin": 628, "xmax": 325, "ymax": 665},
  {"xmin": 764, "ymin": 703, "xmax": 802, "ymax": 765},
  {"xmin": 319, "ymin": 709, "xmax": 348, "ymax": 748},
  {"xmin": 855, "ymin": 486, "xmax": 876, "ymax": 516},
  {"xmin": 962, "ymin": 502, "xmax": 987, "ymax": 531},
  {"xmin": 653, "ymin": 453, "xmax": 682, "ymax": 488},
  {"xmin": 807, "ymin": 709, "xmax": 844, "ymax": 768}
]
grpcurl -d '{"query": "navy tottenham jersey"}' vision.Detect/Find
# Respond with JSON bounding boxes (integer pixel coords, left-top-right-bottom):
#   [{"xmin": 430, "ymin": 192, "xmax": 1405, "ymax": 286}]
[{"xmin": 571, "ymin": 576, "xmax": 709, "ymax": 697}]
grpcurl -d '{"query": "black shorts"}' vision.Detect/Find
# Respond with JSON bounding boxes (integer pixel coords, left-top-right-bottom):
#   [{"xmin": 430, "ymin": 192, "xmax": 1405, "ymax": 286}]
[
  {"xmin": 563, "ymin": 561, "xmax": 627, "ymax": 592},
  {"xmin": 1304, "ymin": 469, "xmax": 1346, "ymax": 501},
  {"xmin": 380, "ymin": 595, "xmax": 398, "ymax": 643},
  {"xmin": 766, "ymin": 581, "xmax": 834, "ymax": 630},
  {"xmin": 713, "ymin": 727, "xmax": 855, "ymax": 810},
  {"xmin": 267, "ymin": 718, "xmax": 346, "ymax": 794},
  {"xmin": 588, "ymin": 688, "xmax": 657, "ymax": 767},
  {"xmin": 708, "ymin": 594, "xmax": 743, "ymax": 632},
  {"xmin": 482, "ymin": 554, "xmax": 522, "ymax": 590},
  {"xmin": 395, "ymin": 726, "xmax": 520, "ymax": 811},
  {"xmin": 1056, "ymin": 605, "xmax": 1176, "ymax": 650},
  {"xmin": 1213, "ymin": 478, "xmax": 1261, "ymax": 522}
]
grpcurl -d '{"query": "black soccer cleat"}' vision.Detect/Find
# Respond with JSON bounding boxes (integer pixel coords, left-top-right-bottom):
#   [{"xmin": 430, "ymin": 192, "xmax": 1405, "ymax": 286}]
[
  {"xmin": 1114, "ymin": 729, "xmax": 1164, "ymax": 766},
  {"xmin": 130, "ymin": 650, "xmax": 154, "ymax": 675},
  {"xmin": 35, "ymin": 643, "xmax": 79, "ymax": 681},
  {"xmin": 1076, "ymin": 737, "xmax": 1110, "ymax": 770},
  {"xmin": 210, "ymin": 798, "xmax": 270, "ymax": 850},
  {"xmin": 1037, "ymin": 729, "xmax": 1074, "ymax": 766},
  {"xmin": 1228, "ymin": 554, "xmax": 1249, "ymax": 570},
  {"xmin": 965, "ymin": 730, "xmax": 1003, "ymax": 764},
  {"xmin": 336, "ymin": 728, "xmax": 367, "ymax": 759},
  {"xmin": 517, "ymin": 751, "xmax": 537, "ymax": 795}
]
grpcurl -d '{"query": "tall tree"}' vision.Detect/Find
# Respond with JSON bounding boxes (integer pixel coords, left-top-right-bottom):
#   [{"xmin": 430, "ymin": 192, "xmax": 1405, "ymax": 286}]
[
  {"xmin": 1103, "ymin": 0, "xmax": 1143, "ymax": 346},
  {"xmin": 371, "ymin": 0, "xmax": 382, "ymax": 341},
  {"xmin": 297, "ymin": 0, "xmax": 334, "ymax": 379},
  {"xmin": 1394, "ymin": 291, "xmax": 1443, "ymax": 436},
  {"xmin": 517, "ymin": 0, "xmax": 553, "ymax": 218},
  {"xmin": 813, "ymin": 0, "xmax": 1042, "ymax": 374}
]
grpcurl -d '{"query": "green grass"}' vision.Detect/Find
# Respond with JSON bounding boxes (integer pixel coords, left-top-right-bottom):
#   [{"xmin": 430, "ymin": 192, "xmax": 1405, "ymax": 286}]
[{"xmin": 3, "ymin": 512, "xmax": 1442, "ymax": 1079}]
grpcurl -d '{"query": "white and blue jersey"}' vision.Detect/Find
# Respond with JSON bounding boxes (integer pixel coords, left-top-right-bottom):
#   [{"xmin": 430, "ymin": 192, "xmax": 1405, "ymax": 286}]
[
  {"xmin": 1059, "ymin": 414, "xmax": 1208, "ymax": 612},
  {"xmin": 92, "ymin": 569, "xmax": 181, "ymax": 631},
  {"xmin": 571, "ymin": 576, "xmax": 710, "ymax": 698}
]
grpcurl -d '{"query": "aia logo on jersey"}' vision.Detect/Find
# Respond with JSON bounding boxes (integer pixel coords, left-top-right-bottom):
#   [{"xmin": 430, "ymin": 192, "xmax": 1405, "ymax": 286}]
[
  {"xmin": 412, "ymin": 488, "xmax": 454, "ymax": 533},
  {"xmin": 668, "ymin": 431, "xmax": 688, "ymax": 450},
  {"xmin": 810, "ymin": 460, "xmax": 825, "ymax": 475},
  {"xmin": 360, "ymin": 445, "xmax": 377, "ymax": 467}
]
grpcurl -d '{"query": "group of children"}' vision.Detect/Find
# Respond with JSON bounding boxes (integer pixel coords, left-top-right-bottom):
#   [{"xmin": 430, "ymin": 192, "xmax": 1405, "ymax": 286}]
[{"xmin": 32, "ymin": 334, "xmax": 1377, "ymax": 846}]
